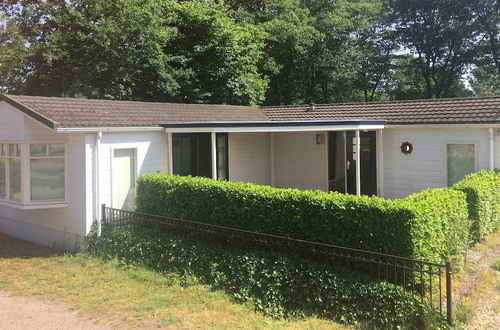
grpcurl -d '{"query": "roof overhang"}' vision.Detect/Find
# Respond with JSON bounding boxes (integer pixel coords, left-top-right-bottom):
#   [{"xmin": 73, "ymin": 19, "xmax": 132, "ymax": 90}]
[{"xmin": 161, "ymin": 120, "xmax": 386, "ymax": 133}]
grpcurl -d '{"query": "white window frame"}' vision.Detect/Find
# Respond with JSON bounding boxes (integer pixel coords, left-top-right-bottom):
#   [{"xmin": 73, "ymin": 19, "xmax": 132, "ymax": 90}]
[
  {"xmin": 0, "ymin": 141, "xmax": 68, "ymax": 209},
  {"xmin": 445, "ymin": 141, "xmax": 478, "ymax": 187},
  {"xmin": 110, "ymin": 147, "xmax": 138, "ymax": 209}
]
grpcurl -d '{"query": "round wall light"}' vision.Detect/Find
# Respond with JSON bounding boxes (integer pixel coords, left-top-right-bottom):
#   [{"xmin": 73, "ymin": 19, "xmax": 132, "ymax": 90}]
[{"xmin": 400, "ymin": 141, "xmax": 414, "ymax": 155}]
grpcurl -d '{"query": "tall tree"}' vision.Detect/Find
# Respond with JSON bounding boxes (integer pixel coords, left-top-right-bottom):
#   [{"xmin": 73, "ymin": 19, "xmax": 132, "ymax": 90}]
[
  {"xmin": 469, "ymin": 0, "xmax": 500, "ymax": 96},
  {"xmin": 388, "ymin": 0, "xmax": 478, "ymax": 98},
  {"xmin": 0, "ymin": 0, "xmax": 268, "ymax": 104}
]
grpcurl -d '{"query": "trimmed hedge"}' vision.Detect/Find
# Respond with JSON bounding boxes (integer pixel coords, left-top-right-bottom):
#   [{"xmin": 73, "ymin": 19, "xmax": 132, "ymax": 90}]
[
  {"xmin": 136, "ymin": 174, "xmax": 469, "ymax": 263},
  {"xmin": 399, "ymin": 188, "xmax": 470, "ymax": 263},
  {"xmin": 453, "ymin": 170, "xmax": 500, "ymax": 242},
  {"xmin": 85, "ymin": 226, "xmax": 445, "ymax": 329}
]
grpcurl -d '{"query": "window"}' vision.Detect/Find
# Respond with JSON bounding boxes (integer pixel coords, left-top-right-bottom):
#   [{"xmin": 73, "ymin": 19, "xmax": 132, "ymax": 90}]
[
  {"xmin": 0, "ymin": 142, "xmax": 66, "ymax": 207},
  {"xmin": 447, "ymin": 143, "xmax": 476, "ymax": 186},
  {"xmin": 216, "ymin": 133, "xmax": 228, "ymax": 180},
  {"xmin": 30, "ymin": 143, "xmax": 65, "ymax": 202}
]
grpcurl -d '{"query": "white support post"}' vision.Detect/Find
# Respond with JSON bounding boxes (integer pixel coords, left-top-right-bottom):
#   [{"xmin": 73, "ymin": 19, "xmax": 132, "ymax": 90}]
[
  {"xmin": 167, "ymin": 132, "xmax": 173, "ymax": 174},
  {"xmin": 211, "ymin": 132, "xmax": 217, "ymax": 180},
  {"xmin": 489, "ymin": 128, "xmax": 495, "ymax": 171},
  {"xmin": 355, "ymin": 130, "xmax": 361, "ymax": 196},
  {"xmin": 270, "ymin": 132, "xmax": 275, "ymax": 187},
  {"xmin": 377, "ymin": 129, "xmax": 384, "ymax": 197}
]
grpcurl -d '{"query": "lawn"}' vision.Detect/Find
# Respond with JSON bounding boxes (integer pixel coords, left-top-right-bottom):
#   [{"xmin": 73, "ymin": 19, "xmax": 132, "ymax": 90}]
[{"xmin": 0, "ymin": 234, "xmax": 348, "ymax": 329}]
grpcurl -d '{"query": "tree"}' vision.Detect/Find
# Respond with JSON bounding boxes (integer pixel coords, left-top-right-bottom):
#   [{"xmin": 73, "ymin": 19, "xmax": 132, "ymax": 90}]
[
  {"xmin": 0, "ymin": 0, "xmax": 268, "ymax": 104},
  {"xmin": 166, "ymin": 0, "xmax": 268, "ymax": 105},
  {"xmin": 388, "ymin": 0, "xmax": 478, "ymax": 98},
  {"xmin": 469, "ymin": 0, "xmax": 500, "ymax": 96}
]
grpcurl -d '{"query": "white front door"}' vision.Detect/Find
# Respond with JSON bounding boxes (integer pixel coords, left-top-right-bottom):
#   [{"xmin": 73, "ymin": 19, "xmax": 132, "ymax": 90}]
[{"xmin": 112, "ymin": 148, "xmax": 136, "ymax": 210}]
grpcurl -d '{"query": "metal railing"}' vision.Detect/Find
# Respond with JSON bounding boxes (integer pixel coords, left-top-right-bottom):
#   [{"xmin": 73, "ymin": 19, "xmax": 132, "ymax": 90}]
[{"xmin": 101, "ymin": 204, "xmax": 453, "ymax": 324}]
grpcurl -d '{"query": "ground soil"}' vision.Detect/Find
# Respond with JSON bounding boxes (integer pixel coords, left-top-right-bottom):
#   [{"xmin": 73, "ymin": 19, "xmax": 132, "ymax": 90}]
[
  {"xmin": 0, "ymin": 291, "xmax": 108, "ymax": 330},
  {"xmin": 0, "ymin": 234, "xmax": 110, "ymax": 329}
]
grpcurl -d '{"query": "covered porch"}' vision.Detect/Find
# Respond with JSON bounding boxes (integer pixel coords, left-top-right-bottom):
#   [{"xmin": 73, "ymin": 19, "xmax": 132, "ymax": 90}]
[{"xmin": 162, "ymin": 120, "xmax": 386, "ymax": 196}]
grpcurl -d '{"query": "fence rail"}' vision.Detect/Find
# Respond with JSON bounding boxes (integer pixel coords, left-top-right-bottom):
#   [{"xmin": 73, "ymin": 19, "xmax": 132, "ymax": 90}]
[{"xmin": 101, "ymin": 204, "xmax": 453, "ymax": 324}]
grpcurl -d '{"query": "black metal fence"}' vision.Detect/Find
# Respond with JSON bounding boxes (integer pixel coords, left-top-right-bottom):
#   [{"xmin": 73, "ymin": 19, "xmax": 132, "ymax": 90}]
[{"xmin": 101, "ymin": 204, "xmax": 453, "ymax": 324}]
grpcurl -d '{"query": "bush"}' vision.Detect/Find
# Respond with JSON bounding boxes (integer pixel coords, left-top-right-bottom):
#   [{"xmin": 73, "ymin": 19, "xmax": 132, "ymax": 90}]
[
  {"xmin": 453, "ymin": 170, "xmax": 500, "ymax": 242},
  {"xmin": 86, "ymin": 226, "xmax": 446, "ymax": 329},
  {"xmin": 400, "ymin": 188, "xmax": 470, "ymax": 264},
  {"xmin": 136, "ymin": 174, "xmax": 469, "ymax": 263}
]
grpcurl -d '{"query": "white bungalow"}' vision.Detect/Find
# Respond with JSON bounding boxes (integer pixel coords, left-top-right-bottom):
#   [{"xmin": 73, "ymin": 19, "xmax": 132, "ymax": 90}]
[{"xmin": 0, "ymin": 94, "xmax": 498, "ymax": 249}]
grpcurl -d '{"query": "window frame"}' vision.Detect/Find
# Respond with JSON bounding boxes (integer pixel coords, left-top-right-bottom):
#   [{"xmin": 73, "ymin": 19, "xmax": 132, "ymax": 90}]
[
  {"xmin": 445, "ymin": 141, "xmax": 478, "ymax": 187},
  {"xmin": 0, "ymin": 141, "xmax": 68, "ymax": 209},
  {"xmin": 110, "ymin": 147, "xmax": 138, "ymax": 209}
]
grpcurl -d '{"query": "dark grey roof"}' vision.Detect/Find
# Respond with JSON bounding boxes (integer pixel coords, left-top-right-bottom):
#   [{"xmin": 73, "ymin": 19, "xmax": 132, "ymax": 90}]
[
  {"xmin": 1, "ymin": 94, "xmax": 499, "ymax": 129},
  {"xmin": 261, "ymin": 97, "xmax": 500, "ymax": 125}
]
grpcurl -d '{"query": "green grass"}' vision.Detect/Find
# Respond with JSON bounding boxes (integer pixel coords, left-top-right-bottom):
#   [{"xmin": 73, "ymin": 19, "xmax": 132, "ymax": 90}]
[
  {"xmin": 492, "ymin": 258, "xmax": 500, "ymax": 272},
  {"xmin": 0, "ymin": 244, "xmax": 349, "ymax": 329}
]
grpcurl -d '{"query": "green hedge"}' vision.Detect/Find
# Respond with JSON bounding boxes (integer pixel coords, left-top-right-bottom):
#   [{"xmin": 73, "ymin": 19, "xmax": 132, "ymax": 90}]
[
  {"xmin": 453, "ymin": 170, "xmax": 500, "ymax": 242},
  {"xmin": 86, "ymin": 226, "xmax": 445, "ymax": 329},
  {"xmin": 136, "ymin": 174, "xmax": 469, "ymax": 263}
]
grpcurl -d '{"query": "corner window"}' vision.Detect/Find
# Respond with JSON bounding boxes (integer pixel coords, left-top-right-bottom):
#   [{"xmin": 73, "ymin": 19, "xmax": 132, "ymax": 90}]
[
  {"xmin": 30, "ymin": 143, "xmax": 66, "ymax": 202},
  {"xmin": 0, "ymin": 142, "xmax": 66, "ymax": 207},
  {"xmin": 447, "ymin": 143, "xmax": 475, "ymax": 186}
]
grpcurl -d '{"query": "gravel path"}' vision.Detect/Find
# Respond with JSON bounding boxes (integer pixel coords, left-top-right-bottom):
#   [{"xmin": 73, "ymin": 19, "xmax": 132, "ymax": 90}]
[{"xmin": 0, "ymin": 291, "xmax": 108, "ymax": 330}]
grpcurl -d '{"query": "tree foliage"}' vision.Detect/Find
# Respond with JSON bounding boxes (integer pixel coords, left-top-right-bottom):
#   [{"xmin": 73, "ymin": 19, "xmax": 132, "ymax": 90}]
[{"xmin": 0, "ymin": 0, "xmax": 498, "ymax": 104}]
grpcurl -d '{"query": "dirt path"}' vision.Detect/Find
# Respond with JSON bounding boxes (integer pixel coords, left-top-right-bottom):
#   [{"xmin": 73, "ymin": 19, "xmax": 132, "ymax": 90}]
[
  {"xmin": 0, "ymin": 291, "xmax": 108, "ymax": 330},
  {"xmin": 0, "ymin": 235, "xmax": 111, "ymax": 330}
]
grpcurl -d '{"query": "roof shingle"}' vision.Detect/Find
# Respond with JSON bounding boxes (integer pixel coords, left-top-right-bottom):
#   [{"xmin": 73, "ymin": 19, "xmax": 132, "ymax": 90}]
[
  {"xmin": 261, "ymin": 97, "xmax": 500, "ymax": 125},
  {"xmin": 1, "ymin": 94, "xmax": 499, "ymax": 129}
]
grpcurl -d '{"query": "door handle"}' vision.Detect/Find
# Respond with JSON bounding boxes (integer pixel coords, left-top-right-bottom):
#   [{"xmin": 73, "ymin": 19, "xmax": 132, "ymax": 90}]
[{"xmin": 346, "ymin": 160, "xmax": 350, "ymax": 170}]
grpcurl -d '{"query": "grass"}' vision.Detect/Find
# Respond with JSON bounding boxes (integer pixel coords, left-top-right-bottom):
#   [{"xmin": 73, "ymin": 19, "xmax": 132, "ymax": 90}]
[
  {"xmin": 0, "ymin": 236, "xmax": 349, "ymax": 329},
  {"xmin": 453, "ymin": 230, "xmax": 500, "ymax": 328}
]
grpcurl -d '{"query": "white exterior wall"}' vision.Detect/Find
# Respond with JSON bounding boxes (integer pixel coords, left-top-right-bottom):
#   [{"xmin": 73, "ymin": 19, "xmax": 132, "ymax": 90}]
[
  {"xmin": 495, "ymin": 130, "xmax": 500, "ymax": 169},
  {"xmin": 274, "ymin": 131, "xmax": 327, "ymax": 191},
  {"xmin": 0, "ymin": 102, "xmax": 87, "ymax": 250},
  {"xmin": 86, "ymin": 131, "xmax": 168, "ymax": 231},
  {"xmin": 382, "ymin": 126, "xmax": 498, "ymax": 199},
  {"xmin": 228, "ymin": 132, "xmax": 271, "ymax": 185}
]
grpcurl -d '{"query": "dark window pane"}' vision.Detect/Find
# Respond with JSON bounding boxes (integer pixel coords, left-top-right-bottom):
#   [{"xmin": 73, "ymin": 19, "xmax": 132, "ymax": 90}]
[
  {"xmin": 216, "ymin": 133, "xmax": 228, "ymax": 180},
  {"xmin": 172, "ymin": 133, "xmax": 212, "ymax": 178}
]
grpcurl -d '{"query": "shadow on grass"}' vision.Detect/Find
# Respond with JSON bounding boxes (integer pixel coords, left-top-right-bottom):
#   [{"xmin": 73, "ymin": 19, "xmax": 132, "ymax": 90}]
[{"xmin": 0, "ymin": 234, "xmax": 64, "ymax": 259}]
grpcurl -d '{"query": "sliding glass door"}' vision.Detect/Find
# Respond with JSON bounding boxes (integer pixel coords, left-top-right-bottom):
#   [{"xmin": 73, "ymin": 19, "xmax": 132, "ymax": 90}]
[{"xmin": 172, "ymin": 133, "xmax": 228, "ymax": 179}]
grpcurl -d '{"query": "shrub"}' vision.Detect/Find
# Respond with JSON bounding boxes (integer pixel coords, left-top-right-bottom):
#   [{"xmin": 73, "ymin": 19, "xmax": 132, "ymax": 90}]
[
  {"xmin": 86, "ymin": 226, "xmax": 446, "ymax": 329},
  {"xmin": 400, "ymin": 188, "xmax": 470, "ymax": 264},
  {"xmin": 136, "ymin": 174, "xmax": 469, "ymax": 263},
  {"xmin": 453, "ymin": 170, "xmax": 500, "ymax": 242}
]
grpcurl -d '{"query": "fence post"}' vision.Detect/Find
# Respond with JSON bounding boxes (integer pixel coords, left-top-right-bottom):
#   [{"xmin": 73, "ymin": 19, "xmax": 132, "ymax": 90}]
[
  {"xmin": 98, "ymin": 204, "xmax": 106, "ymax": 237},
  {"xmin": 101, "ymin": 204, "xmax": 106, "ymax": 223},
  {"xmin": 445, "ymin": 259, "xmax": 452, "ymax": 325}
]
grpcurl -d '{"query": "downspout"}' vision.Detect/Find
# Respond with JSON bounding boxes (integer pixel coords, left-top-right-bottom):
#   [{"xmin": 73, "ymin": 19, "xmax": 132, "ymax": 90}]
[
  {"xmin": 489, "ymin": 128, "xmax": 495, "ymax": 171},
  {"xmin": 95, "ymin": 131, "xmax": 102, "ymax": 236},
  {"xmin": 355, "ymin": 130, "xmax": 361, "ymax": 196}
]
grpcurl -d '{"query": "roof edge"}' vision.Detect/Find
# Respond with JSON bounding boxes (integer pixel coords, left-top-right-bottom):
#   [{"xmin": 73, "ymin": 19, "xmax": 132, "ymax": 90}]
[
  {"xmin": 0, "ymin": 94, "xmax": 57, "ymax": 129},
  {"xmin": 161, "ymin": 120, "xmax": 387, "ymax": 128}
]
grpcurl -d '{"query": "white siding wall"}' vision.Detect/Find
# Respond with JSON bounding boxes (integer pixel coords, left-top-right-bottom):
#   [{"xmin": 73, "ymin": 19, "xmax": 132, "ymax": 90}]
[
  {"xmin": 382, "ymin": 127, "xmax": 495, "ymax": 199},
  {"xmin": 228, "ymin": 132, "xmax": 271, "ymax": 185},
  {"xmin": 87, "ymin": 131, "xmax": 168, "ymax": 230},
  {"xmin": 0, "ymin": 102, "xmax": 24, "ymax": 140},
  {"xmin": 0, "ymin": 102, "xmax": 87, "ymax": 249},
  {"xmin": 274, "ymin": 131, "xmax": 327, "ymax": 191}
]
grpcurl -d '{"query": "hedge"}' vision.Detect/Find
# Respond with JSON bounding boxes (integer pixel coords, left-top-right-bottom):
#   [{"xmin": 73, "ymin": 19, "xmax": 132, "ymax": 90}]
[
  {"xmin": 85, "ymin": 226, "xmax": 446, "ymax": 329},
  {"xmin": 453, "ymin": 170, "xmax": 500, "ymax": 242},
  {"xmin": 136, "ymin": 174, "xmax": 469, "ymax": 263}
]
